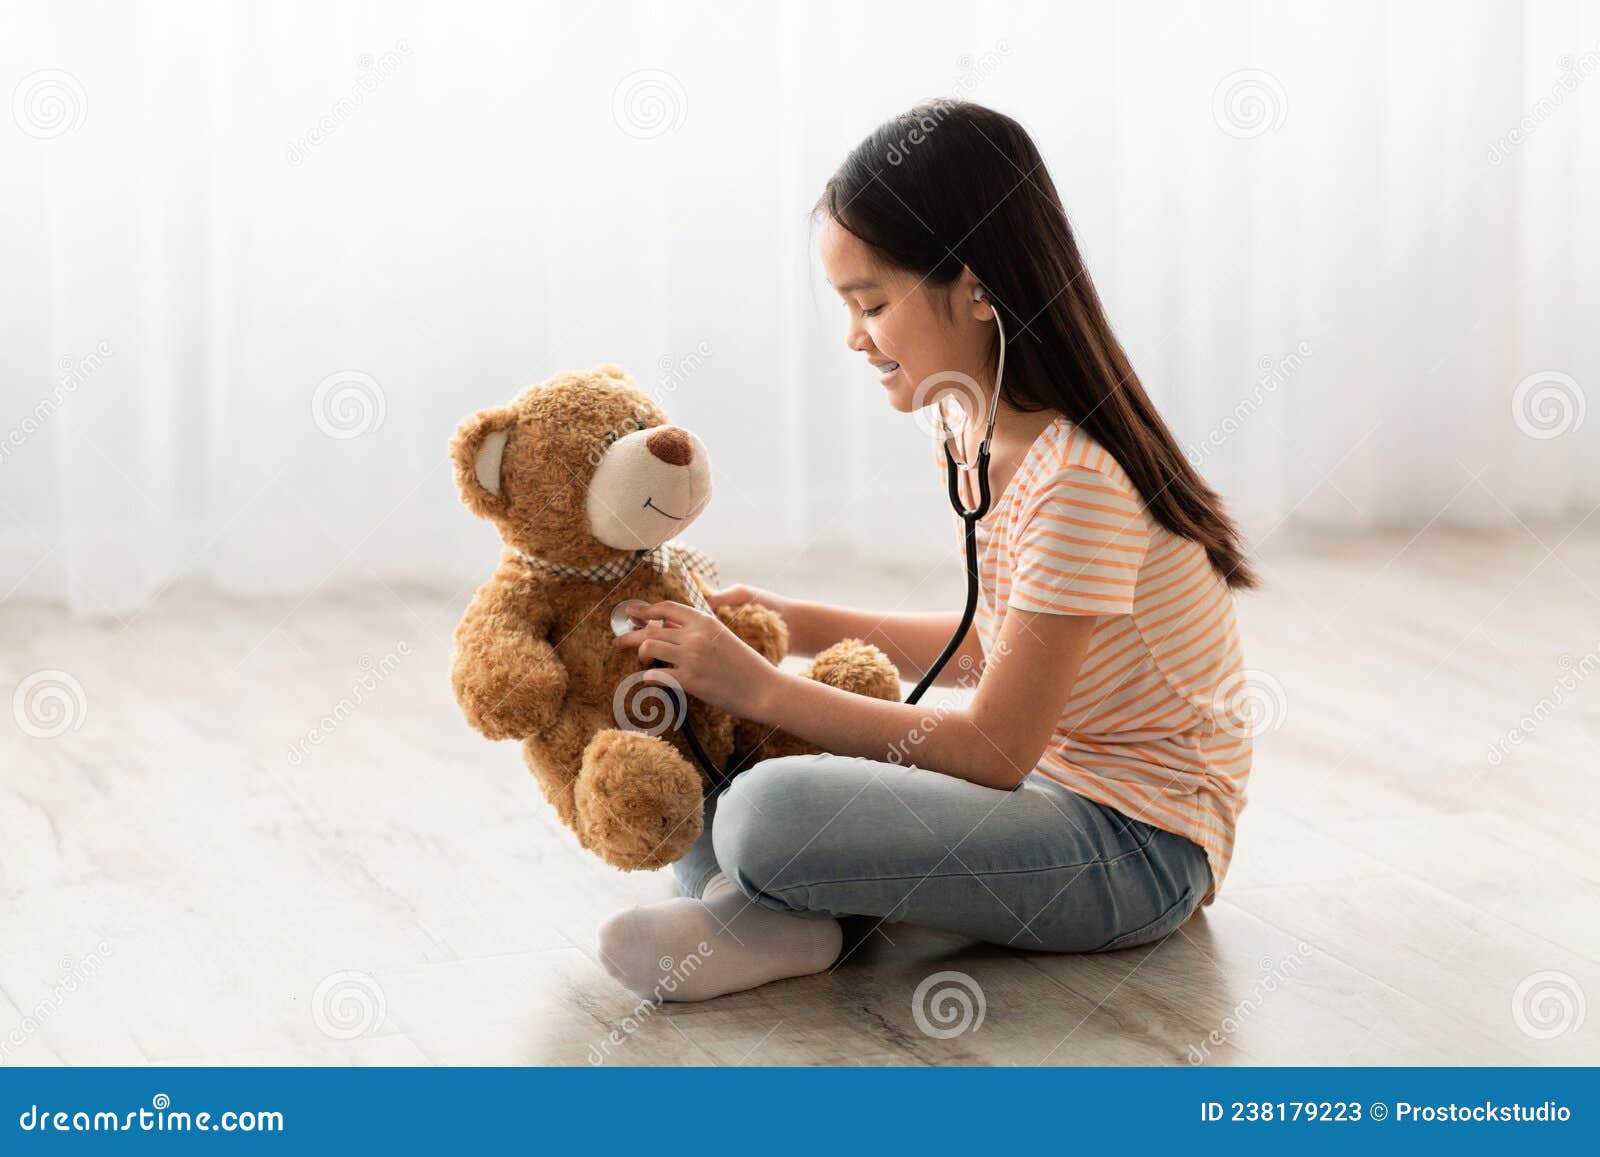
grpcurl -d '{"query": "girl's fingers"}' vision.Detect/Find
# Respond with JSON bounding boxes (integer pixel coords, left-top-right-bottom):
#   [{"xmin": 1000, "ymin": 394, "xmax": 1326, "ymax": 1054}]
[
  {"xmin": 614, "ymin": 620, "xmax": 688, "ymax": 649},
  {"xmin": 706, "ymin": 585, "xmax": 749, "ymax": 609},
  {"xmin": 636, "ymin": 638, "xmax": 681, "ymax": 665},
  {"xmin": 632, "ymin": 600, "xmax": 698, "ymax": 626}
]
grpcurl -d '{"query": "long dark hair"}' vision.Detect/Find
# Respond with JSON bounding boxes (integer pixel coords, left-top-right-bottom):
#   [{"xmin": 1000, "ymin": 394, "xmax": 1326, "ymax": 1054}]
[{"xmin": 819, "ymin": 101, "xmax": 1258, "ymax": 591}]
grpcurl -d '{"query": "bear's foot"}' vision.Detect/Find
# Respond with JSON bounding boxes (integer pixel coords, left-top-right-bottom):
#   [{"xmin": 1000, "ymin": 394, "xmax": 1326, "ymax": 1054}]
[{"xmin": 574, "ymin": 729, "xmax": 704, "ymax": 871}]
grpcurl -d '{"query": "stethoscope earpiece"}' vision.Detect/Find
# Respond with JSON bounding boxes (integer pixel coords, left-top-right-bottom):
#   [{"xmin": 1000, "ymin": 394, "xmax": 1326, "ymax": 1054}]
[{"xmin": 940, "ymin": 289, "xmax": 1006, "ymax": 500}]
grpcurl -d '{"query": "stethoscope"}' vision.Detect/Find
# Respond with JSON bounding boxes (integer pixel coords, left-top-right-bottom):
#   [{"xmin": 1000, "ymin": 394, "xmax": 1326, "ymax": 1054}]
[
  {"xmin": 906, "ymin": 287, "xmax": 1005, "ymax": 705},
  {"xmin": 610, "ymin": 287, "xmax": 1006, "ymax": 781}
]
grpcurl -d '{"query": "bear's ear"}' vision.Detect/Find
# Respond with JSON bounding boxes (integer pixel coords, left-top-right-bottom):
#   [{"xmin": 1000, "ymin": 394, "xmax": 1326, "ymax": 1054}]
[
  {"xmin": 596, "ymin": 363, "xmax": 634, "ymax": 386},
  {"xmin": 451, "ymin": 406, "xmax": 516, "ymax": 516}
]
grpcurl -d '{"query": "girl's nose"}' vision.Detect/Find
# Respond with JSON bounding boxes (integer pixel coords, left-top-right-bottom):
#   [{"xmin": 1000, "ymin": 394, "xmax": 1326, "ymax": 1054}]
[{"xmin": 845, "ymin": 317, "xmax": 872, "ymax": 353}]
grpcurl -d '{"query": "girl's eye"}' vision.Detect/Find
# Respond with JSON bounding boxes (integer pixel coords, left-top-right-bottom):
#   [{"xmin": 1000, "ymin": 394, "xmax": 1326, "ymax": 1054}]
[{"xmin": 861, "ymin": 305, "xmax": 884, "ymax": 318}]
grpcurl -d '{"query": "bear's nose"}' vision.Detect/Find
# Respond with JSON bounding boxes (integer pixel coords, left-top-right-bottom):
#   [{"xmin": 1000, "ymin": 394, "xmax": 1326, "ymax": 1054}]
[{"xmin": 645, "ymin": 426, "xmax": 694, "ymax": 466}]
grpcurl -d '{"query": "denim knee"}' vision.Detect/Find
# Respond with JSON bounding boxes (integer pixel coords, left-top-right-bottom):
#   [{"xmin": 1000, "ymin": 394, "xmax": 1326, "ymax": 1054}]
[{"xmin": 710, "ymin": 756, "xmax": 820, "ymax": 902}]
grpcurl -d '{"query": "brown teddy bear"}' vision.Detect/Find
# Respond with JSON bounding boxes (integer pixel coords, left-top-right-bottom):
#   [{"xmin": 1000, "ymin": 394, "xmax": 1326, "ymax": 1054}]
[{"xmin": 449, "ymin": 365, "xmax": 902, "ymax": 871}]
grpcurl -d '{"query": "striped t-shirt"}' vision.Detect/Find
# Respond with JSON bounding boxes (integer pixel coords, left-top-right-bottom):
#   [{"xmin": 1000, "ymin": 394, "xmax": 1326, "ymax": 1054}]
[{"xmin": 935, "ymin": 410, "xmax": 1250, "ymax": 905}]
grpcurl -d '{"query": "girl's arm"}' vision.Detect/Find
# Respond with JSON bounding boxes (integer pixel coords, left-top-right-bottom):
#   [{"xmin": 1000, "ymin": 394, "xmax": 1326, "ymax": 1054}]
[
  {"xmin": 711, "ymin": 585, "xmax": 985, "ymax": 687},
  {"xmin": 618, "ymin": 601, "xmax": 1099, "ymax": 790},
  {"xmin": 755, "ymin": 606, "xmax": 1097, "ymax": 788}
]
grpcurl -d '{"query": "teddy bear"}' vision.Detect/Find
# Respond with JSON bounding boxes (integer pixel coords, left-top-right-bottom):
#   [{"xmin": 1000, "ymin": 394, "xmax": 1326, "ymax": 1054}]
[{"xmin": 449, "ymin": 364, "xmax": 902, "ymax": 871}]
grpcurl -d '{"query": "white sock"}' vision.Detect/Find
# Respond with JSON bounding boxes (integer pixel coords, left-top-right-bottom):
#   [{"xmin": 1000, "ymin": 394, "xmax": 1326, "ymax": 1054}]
[{"xmin": 597, "ymin": 873, "xmax": 843, "ymax": 1003}]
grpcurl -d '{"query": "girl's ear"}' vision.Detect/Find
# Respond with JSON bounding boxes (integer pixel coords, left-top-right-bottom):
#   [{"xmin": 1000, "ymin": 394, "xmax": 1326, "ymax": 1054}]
[
  {"xmin": 451, "ymin": 406, "xmax": 516, "ymax": 515},
  {"xmin": 957, "ymin": 267, "xmax": 994, "ymax": 322}
]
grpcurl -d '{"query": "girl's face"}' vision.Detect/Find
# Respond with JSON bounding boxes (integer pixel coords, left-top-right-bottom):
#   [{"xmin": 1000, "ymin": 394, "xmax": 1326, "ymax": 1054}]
[{"xmin": 818, "ymin": 217, "xmax": 993, "ymax": 417}]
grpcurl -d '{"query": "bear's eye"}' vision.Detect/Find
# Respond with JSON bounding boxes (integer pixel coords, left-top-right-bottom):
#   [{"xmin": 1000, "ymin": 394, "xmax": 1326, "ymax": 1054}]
[{"xmin": 600, "ymin": 430, "xmax": 620, "ymax": 451}]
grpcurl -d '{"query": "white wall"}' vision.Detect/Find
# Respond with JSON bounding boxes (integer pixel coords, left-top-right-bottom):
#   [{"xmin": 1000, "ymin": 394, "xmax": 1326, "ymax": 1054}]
[{"xmin": 1, "ymin": 0, "xmax": 1596, "ymax": 614}]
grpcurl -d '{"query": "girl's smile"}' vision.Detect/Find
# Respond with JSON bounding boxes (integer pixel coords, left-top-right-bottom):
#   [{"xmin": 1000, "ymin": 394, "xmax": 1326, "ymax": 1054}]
[{"xmin": 816, "ymin": 216, "xmax": 997, "ymax": 418}]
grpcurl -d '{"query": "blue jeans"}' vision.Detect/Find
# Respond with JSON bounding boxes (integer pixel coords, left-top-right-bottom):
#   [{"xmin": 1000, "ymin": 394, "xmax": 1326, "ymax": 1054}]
[{"xmin": 673, "ymin": 753, "xmax": 1212, "ymax": 954}]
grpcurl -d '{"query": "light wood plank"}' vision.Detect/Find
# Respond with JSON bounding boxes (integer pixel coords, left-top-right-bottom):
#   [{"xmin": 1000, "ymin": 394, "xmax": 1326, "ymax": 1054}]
[{"xmin": 4, "ymin": 520, "xmax": 1598, "ymax": 1064}]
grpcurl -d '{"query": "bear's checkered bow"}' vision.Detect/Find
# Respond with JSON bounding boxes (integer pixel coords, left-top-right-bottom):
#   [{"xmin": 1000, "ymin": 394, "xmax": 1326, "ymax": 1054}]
[{"xmin": 515, "ymin": 540, "xmax": 720, "ymax": 615}]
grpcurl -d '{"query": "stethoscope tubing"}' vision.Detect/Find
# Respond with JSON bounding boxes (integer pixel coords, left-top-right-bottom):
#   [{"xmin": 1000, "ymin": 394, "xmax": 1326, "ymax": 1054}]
[{"xmin": 909, "ymin": 301, "xmax": 1006, "ymax": 703}]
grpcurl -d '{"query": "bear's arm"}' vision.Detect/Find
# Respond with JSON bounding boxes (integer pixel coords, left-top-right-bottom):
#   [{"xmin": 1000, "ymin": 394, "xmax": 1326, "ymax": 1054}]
[
  {"xmin": 451, "ymin": 569, "xmax": 567, "ymax": 741},
  {"xmin": 716, "ymin": 601, "xmax": 789, "ymax": 667}
]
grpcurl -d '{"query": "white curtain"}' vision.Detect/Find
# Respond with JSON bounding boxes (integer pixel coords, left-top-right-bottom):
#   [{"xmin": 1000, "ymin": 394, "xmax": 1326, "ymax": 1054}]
[{"xmin": 2, "ymin": 0, "xmax": 1596, "ymax": 616}]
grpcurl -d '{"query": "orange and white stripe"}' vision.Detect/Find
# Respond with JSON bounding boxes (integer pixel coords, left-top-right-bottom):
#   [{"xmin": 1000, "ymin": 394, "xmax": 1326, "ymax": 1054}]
[{"xmin": 936, "ymin": 415, "xmax": 1250, "ymax": 906}]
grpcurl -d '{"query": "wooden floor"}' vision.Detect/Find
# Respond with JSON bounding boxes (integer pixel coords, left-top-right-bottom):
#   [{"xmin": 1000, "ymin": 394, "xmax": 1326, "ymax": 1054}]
[{"xmin": 3, "ymin": 521, "xmax": 1598, "ymax": 1066}]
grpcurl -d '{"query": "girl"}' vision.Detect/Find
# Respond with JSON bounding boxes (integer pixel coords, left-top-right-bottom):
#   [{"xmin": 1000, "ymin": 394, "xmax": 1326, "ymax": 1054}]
[{"xmin": 601, "ymin": 102, "xmax": 1256, "ymax": 1003}]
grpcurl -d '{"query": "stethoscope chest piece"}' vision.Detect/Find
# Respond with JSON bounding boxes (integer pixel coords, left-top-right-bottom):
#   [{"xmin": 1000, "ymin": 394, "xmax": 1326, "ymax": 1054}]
[{"xmin": 609, "ymin": 598, "xmax": 653, "ymax": 638}]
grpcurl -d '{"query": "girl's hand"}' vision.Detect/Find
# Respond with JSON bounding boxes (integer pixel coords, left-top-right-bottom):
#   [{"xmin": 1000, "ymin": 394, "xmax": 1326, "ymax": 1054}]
[{"xmin": 613, "ymin": 601, "xmax": 783, "ymax": 721}]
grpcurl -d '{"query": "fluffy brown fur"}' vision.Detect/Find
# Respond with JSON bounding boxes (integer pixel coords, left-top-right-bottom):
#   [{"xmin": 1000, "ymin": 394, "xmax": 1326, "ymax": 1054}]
[{"xmin": 449, "ymin": 365, "xmax": 902, "ymax": 871}]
